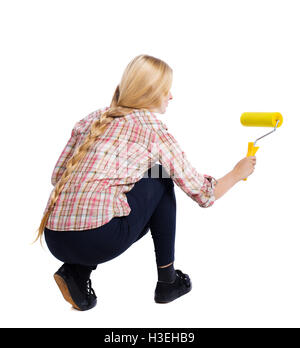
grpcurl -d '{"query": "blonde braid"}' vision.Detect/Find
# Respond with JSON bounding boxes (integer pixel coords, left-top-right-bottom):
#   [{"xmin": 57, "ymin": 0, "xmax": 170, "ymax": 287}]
[{"xmin": 34, "ymin": 102, "xmax": 141, "ymax": 245}]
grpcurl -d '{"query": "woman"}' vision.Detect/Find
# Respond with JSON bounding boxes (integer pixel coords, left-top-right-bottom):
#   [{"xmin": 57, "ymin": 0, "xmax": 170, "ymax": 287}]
[{"xmin": 35, "ymin": 54, "xmax": 256, "ymax": 311}]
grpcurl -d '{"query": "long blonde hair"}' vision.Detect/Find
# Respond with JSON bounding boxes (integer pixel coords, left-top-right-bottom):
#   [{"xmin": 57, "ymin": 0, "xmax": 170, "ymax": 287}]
[{"xmin": 34, "ymin": 54, "xmax": 173, "ymax": 244}]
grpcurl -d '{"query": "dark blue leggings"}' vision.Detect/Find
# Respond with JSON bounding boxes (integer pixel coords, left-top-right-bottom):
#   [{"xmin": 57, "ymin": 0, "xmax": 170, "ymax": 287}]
[{"xmin": 44, "ymin": 164, "xmax": 176, "ymax": 270}]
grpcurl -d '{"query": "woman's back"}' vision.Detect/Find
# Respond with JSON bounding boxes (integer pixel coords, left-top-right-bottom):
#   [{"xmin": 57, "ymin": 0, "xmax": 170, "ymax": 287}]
[{"xmin": 44, "ymin": 107, "xmax": 169, "ymax": 231}]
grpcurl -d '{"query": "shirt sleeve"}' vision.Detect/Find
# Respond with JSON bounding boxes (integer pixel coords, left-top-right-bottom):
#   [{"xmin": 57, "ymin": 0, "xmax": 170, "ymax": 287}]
[
  {"xmin": 50, "ymin": 109, "xmax": 104, "ymax": 186},
  {"xmin": 152, "ymin": 122, "xmax": 218, "ymax": 208},
  {"xmin": 51, "ymin": 127, "xmax": 79, "ymax": 187}
]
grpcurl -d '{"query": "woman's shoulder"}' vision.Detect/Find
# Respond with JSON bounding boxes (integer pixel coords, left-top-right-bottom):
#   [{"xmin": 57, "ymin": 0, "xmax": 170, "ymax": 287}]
[
  {"xmin": 73, "ymin": 107, "xmax": 168, "ymax": 135},
  {"xmin": 73, "ymin": 106, "xmax": 110, "ymax": 134}
]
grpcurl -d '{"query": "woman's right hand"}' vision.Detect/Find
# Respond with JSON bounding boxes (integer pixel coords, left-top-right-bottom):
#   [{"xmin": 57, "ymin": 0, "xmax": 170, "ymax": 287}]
[{"xmin": 232, "ymin": 156, "xmax": 256, "ymax": 181}]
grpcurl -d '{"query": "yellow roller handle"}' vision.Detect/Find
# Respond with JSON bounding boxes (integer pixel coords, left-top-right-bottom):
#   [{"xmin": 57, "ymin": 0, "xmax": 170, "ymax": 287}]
[
  {"xmin": 240, "ymin": 112, "xmax": 283, "ymax": 181},
  {"xmin": 243, "ymin": 142, "xmax": 259, "ymax": 181}
]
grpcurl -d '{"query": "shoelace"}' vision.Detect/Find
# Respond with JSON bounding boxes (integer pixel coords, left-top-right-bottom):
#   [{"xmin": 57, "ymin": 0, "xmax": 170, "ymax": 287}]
[
  {"xmin": 85, "ymin": 279, "xmax": 97, "ymax": 298},
  {"xmin": 176, "ymin": 270, "xmax": 191, "ymax": 288}
]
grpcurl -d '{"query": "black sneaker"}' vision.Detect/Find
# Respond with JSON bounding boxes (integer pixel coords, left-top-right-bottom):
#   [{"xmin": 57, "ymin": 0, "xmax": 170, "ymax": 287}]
[
  {"xmin": 53, "ymin": 264, "xmax": 97, "ymax": 311},
  {"xmin": 154, "ymin": 269, "xmax": 192, "ymax": 303}
]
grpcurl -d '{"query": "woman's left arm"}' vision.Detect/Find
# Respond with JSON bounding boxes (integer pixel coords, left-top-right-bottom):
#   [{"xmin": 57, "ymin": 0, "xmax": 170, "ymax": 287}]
[
  {"xmin": 51, "ymin": 127, "xmax": 79, "ymax": 186},
  {"xmin": 50, "ymin": 108, "xmax": 106, "ymax": 186}
]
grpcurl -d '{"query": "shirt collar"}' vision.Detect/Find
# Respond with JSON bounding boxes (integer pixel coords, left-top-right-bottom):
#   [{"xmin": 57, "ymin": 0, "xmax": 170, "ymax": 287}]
[{"xmin": 101, "ymin": 107, "xmax": 168, "ymax": 130}]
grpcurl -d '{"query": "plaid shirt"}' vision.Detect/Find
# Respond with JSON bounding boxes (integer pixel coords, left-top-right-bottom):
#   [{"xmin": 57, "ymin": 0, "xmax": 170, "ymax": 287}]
[{"xmin": 44, "ymin": 107, "xmax": 217, "ymax": 231}]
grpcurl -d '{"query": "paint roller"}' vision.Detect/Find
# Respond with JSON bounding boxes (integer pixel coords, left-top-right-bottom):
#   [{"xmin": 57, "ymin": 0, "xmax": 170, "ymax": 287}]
[{"xmin": 240, "ymin": 112, "xmax": 283, "ymax": 181}]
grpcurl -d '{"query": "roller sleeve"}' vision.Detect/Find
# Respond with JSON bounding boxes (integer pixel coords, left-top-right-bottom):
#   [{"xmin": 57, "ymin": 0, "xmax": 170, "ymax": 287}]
[{"xmin": 240, "ymin": 112, "xmax": 283, "ymax": 128}]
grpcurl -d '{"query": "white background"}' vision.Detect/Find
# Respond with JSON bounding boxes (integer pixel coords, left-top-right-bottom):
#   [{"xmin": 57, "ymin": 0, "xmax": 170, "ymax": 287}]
[{"xmin": 0, "ymin": 0, "xmax": 299, "ymax": 328}]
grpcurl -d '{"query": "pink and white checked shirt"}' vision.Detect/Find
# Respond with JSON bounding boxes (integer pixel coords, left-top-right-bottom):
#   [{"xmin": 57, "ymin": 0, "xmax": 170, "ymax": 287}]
[{"xmin": 44, "ymin": 107, "xmax": 217, "ymax": 231}]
